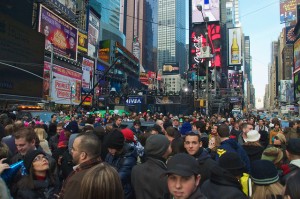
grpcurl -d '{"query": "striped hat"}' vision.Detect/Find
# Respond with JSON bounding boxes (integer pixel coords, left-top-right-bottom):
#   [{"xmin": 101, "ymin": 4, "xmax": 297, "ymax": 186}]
[{"xmin": 251, "ymin": 160, "xmax": 279, "ymax": 185}]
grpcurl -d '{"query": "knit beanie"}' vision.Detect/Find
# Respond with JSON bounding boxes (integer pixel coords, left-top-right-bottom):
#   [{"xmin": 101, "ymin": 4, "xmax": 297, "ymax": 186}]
[
  {"xmin": 121, "ymin": 128, "xmax": 136, "ymax": 143},
  {"xmin": 24, "ymin": 150, "xmax": 46, "ymax": 173},
  {"xmin": 180, "ymin": 122, "xmax": 192, "ymax": 135},
  {"xmin": 105, "ymin": 129, "xmax": 125, "ymax": 150},
  {"xmin": 145, "ymin": 134, "xmax": 170, "ymax": 157},
  {"xmin": 261, "ymin": 147, "xmax": 283, "ymax": 165},
  {"xmin": 251, "ymin": 160, "xmax": 279, "ymax": 185}
]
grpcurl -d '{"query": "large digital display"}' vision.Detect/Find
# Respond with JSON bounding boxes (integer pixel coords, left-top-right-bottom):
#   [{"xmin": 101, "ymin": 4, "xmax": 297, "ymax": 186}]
[
  {"xmin": 294, "ymin": 38, "xmax": 300, "ymax": 71},
  {"xmin": 228, "ymin": 70, "xmax": 241, "ymax": 88},
  {"xmin": 38, "ymin": 5, "xmax": 78, "ymax": 60},
  {"xmin": 78, "ymin": 31, "xmax": 88, "ymax": 55},
  {"xmin": 192, "ymin": 0, "xmax": 220, "ymax": 23},
  {"xmin": 82, "ymin": 58, "xmax": 94, "ymax": 90},
  {"xmin": 228, "ymin": 28, "xmax": 242, "ymax": 66},
  {"xmin": 88, "ymin": 9, "xmax": 100, "ymax": 58},
  {"xmin": 279, "ymin": 80, "xmax": 294, "ymax": 103},
  {"xmin": 280, "ymin": 0, "xmax": 300, "ymax": 23},
  {"xmin": 190, "ymin": 23, "xmax": 221, "ymax": 70}
]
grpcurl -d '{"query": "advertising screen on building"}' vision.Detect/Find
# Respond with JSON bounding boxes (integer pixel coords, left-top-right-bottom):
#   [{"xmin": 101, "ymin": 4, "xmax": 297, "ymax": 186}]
[
  {"xmin": 294, "ymin": 71, "xmax": 300, "ymax": 99},
  {"xmin": 43, "ymin": 61, "xmax": 82, "ymax": 105},
  {"xmin": 0, "ymin": 13, "xmax": 44, "ymax": 98},
  {"xmin": 82, "ymin": 58, "xmax": 94, "ymax": 90},
  {"xmin": 285, "ymin": 25, "xmax": 297, "ymax": 44},
  {"xmin": 88, "ymin": 9, "xmax": 100, "ymax": 58},
  {"xmin": 192, "ymin": 0, "xmax": 220, "ymax": 23},
  {"xmin": 294, "ymin": 38, "xmax": 300, "ymax": 71},
  {"xmin": 162, "ymin": 63, "xmax": 180, "ymax": 75},
  {"xmin": 38, "ymin": 5, "xmax": 78, "ymax": 60},
  {"xmin": 279, "ymin": 80, "xmax": 294, "ymax": 103},
  {"xmin": 280, "ymin": 0, "xmax": 300, "ymax": 23},
  {"xmin": 78, "ymin": 31, "xmax": 88, "ymax": 54},
  {"xmin": 228, "ymin": 70, "xmax": 241, "ymax": 88},
  {"xmin": 228, "ymin": 28, "xmax": 242, "ymax": 66},
  {"xmin": 46, "ymin": 0, "xmax": 76, "ymax": 19},
  {"xmin": 99, "ymin": 40, "xmax": 111, "ymax": 64},
  {"xmin": 190, "ymin": 23, "xmax": 221, "ymax": 70}
]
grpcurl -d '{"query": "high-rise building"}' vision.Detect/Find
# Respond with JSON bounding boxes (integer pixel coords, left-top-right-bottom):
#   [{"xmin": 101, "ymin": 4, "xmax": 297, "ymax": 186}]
[
  {"xmin": 157, "ymin": 0, "xmax": 186, "ymax": 74},
  {"xmin": 244, "ymin": 36, "xmax": 251, "ymax": 83}
]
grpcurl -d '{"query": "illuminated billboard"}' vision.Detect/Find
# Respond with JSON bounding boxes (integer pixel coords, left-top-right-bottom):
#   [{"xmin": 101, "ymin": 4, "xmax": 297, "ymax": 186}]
[
  {"xmin": 38, "ymin": 5, "xmax": 78, "ymax": 60},
  {"xmin": 228, "ymin": 28, "xmax": 242, "ymax": 66},
  {"xmin": 285, "ymin": 25, "xmax": 297, "ymax": 44},
  {"xmin": 279, "ymin": 80, "xmax": 294, "ymax": 102},
  {"xmin": 192, "ymin": 0, "xmax": 220, "ymax": 23},
  {"xmin": 88, "ymin": 9, "xmax": 100, "ymax": 58},
  {"xmin": 98, "ymin": 40, "xmax": 111, "ymax": 64},
  {"xmin": 294, "ymin": 70, "xmax": 300, "ymax": 99},
  {"xmin": 43, "ymin": 61, "xmax": 82, "ymax": 105},
  {"xmin": 280, "ymin": 0, "xmax": 300, "ymax": 23},
  {"xmin": 82, "ymin": 58, "xmax": 94, "ymax": 90},
  {"xmin": 294, "ymin": 38, "xmax": 300, "ymax": 71},
  {"xmin": 162, "ymin": 63, "xmax": 180, "ymax": 75},
  {"xmin": 190, "ymin": 23, "xmax": 221, "ymax": 70},
  {"xmin": 78, "ymin": 31, "xmax": 88, "ymax": 55},
  {"xmin": 228, "ymin": 70, "xmax": 241, "ymax": 88}
]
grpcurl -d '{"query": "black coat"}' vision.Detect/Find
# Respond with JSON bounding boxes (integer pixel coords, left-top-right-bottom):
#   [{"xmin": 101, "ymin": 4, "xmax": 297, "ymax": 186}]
[
  {"xmin": 131, "ymin": 156, "xmax": 169, "ymax": 199},
  {"xmin": 201, "ymin": 167, "xmax": 248, "ymax": 199},
  {"xmin": 242, "ymin": 145, "xmax": 264, "ymax": 164}
]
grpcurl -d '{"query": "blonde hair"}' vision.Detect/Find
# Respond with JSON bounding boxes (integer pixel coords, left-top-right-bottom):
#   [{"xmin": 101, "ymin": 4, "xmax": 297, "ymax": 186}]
[
  {"xmin": 34, "ymin": 128, "xmax": 47, "ymax": 141},
  {"xmin": 79, "ymin": 163, "xmax": 124, "ymax": 199},
  {"xmin": 251, "ymin": 182, "xmax": 283, "ymax": 199}
]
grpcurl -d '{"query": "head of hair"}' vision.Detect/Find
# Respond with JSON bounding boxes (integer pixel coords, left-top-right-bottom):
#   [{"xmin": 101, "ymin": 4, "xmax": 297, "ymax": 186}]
[
  {"xmin": 14, "ymin": 127, "xmax": 37, "ymax": 143},
  {"xmin": 170, "ymin": 137, "xmax": 185, "ymax": 155},
  {"xmin": 4, "ymin": 124, "xmax": 14, "ymax": 136},
  {"xmin": 251, "ymin": 182, "xmax": 283, "ymax": 199},
  {"xmin": 76, "ymin": 133, "xmax": 101, "ymax": 158},
  {"xmin": 79, "ymin": 163, "xmax": 124, "ymax": 199},
  {"xmin": 81, "ymin": 125, "xmax": 94, "ymax": 133},
  {"xmin": 184, "ymin": 132, "xmax": 201, "ymax": 142},
  {"xmin": 285, "ymin": 171, "xmax": 300, "ymax": 199},
  {"xmin": 51, "ymin": 114, "xmax": 56, "ymax": 119},
  {"xmin": 13, "ymin": 120, "xmax": 24, "ymax": 133},
  {"xmin": 165, "ymin": 127, "xmax": 180, "ymax": 139},
  {"xmin": 34, "ymin": 127, "xmax": 47, "ymax": 141},
  {"xmin": 241, "ymin": 123, "xmax": 249, "ymax": 130},
  {"xmin": 217, "ymin": 124, "xmax": 230, "ymax": 138},
  {"xmin": 289, "ymin": 121, "xmax": 295, "ymax": 128},
  {"xmin": 193, "ymin": 121, "xmax": 205, "ymax": 132},
  {"xmin": 138, "ymin": 130, "xmax": 152, "ymax": 147},
  {"xmin": 0, "ymin": 142, "xmax": 9, "ymax": 159}
]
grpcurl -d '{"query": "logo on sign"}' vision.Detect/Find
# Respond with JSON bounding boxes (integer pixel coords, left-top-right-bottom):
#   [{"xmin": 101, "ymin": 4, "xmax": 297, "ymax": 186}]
[{"xmin": 126, "ymin": 98, "xmax": 142, "ymax": 104}]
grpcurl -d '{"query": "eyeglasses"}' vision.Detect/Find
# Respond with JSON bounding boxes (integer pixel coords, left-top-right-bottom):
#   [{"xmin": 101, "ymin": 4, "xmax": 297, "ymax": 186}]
[{"xmin": 33, "ymin": 155, "xmax": 48, "ymax": 162}]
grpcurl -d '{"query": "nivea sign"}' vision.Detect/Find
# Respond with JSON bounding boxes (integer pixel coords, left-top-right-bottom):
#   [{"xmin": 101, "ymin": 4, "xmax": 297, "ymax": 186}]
[{"xmin": 126, "ymin": 97, "xmax": 143, "ymax": 104}]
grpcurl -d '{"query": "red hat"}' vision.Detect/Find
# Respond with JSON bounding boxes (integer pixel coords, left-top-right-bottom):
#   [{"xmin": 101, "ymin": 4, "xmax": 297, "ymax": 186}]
[{"xmin": 121, "ymin": 128, "xmax": 136, "ymax": 143}]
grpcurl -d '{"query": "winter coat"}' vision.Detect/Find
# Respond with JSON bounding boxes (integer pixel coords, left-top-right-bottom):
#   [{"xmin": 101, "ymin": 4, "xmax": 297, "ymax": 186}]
[
  {"xmin": 281, "ymin": 159, "xmax": 300, "ymax": 185},
  {"xmin": 16, "ymin": 177, "xmax": 59, "ymax": 199},
  {"xmin": 193, "ymin": 148, "xmax": 218, "ymax": 186},
  {"xmin": 105, "ymin": 143, "xmax": 137, "ymax": 199},
  {"xmin": 201, "ymin": 167, "xmax": 248, "ymax": 199},
  {"xmin": 131, "ymin": 156, "xmax": 169, "ymax": 199},
  {"xmin": 242, "ymin": 145, "xmax": 264, "ymax": 164},
  {"xmin": 216, "ymin": 138, "xmax": 251, "ymax": 173}
]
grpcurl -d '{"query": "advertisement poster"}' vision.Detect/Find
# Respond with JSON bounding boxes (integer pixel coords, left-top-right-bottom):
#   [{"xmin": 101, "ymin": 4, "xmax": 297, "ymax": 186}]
[
  {"xmin": 38, "ymin": 5, "xmax": 78, "ymax": 60},
  {"xmin": 285, "ymin": 25, "xmax": 297, "ymax": 44},
  {"xmin": 99, "ymin": 40, "xmax": 111, "ymax": 64},
  {"xmin": 82, "ymin": 58, "xmax": 94, "ymax": 90},
  {"xmin": 46, "ymin": 0, "xmax": 76, "ymax": 19},
  {"xmin": 88, "ymin": 10, "xmax": 100, "ymax": 57},
  {"xmin": 228, "ymin": 70, "xmax": 240, "ymax": 88},
  {"xmin": 228, "ymin": 28, "xmax": 242, "ymax": 65},
  {"xmin": 78, "ymin": 31, "xmax": 88, "ymax": 54},
  {"xmin": 294, "ymin": 71, "xmax": 300, "ymax": 99},
  {"xmin": 279, "ymin": 80, "xmax": 294, "ymax": 102},
  {"xmin": 192, "ymin": 0, "xmax": 220, "ymax": 23},
  {"xmin": 162, "ymin": 63, "xmax": 180, "ymax": 75},
  {"xmin": 280, "ymin": 0, "xmax": 300, "ymax": 23},
  {"xmin": 191, "ymin": 23, "xmax": 221, "ymax": 69},
  {"xmin": 294, "ymin": 38, "xmax": 300, "ymax": 71},
  {"xmin": 43, "ymin": 61, "xmax": 82, "ymax": 105}
]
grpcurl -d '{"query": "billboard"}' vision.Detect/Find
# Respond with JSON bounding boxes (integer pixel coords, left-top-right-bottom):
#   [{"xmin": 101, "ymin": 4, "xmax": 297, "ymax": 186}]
[
  {"xmin": 43, "ymin": 61, "xmax": 82, "ymax": 105},
  {"xmin": 88, "ymin": 9, "xmax": 100, "ymax": 57},
  {"xmin": 46, "ymin": 0, "xmax": 76, "ymax": 19},
  {"xmin": 0, "ymin": 14, "xmax": 44, "ymax": 98},
  {"xmin": 190, "ymin": 23, "xmax": 221, "ymax": 69},
  {"xmin": 228, "ymin": 28, "xmax": 242, "ymax": 65},
  {"xmin": 285, "ymin": 25, "xmax": 297, "ymax": 44},
  {"xmin": 228, "ymin": 70, "xmax": 240, "ymax": 88},
  {"xmin": 294, "ymin": 70, "xmax": 300, "ymax": 99},
  {"xmin": 82, "ymin": 58, "xmax": 94, "ymax": 90},
  {"xmin": 99, "ymin": 40, "xmax": 111, "ymax": 64},
  {"xmin": 279, "ymin": 80, "xmax": 294, "ymax": 102},
  {"xmin": 192, "ymin": 0, "xmax": 220, "ymax": 23},
  {"xmin": 38, "ymin": 5, "xmax": 78, "ymax": 60},
  {"xmin": 294, "ymin": 38, "xmax": 300, "ymax": 71},
  {"xmin": 78, "ymin": 31, "xmax": 88, "ymax": 54},
  {"xmin": 280, "ymin": 0, "xmax": 300, "ymax": 23},
  {"xmin": 162, "ymin": 63, "xmax": 180, "ymax": 75}
]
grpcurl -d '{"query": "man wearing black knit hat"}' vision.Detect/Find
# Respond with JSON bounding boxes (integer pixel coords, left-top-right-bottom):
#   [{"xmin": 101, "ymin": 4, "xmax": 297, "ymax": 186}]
[{"xmin": 104, "ymin": 129, "xmax": 137, "ymax": 199}]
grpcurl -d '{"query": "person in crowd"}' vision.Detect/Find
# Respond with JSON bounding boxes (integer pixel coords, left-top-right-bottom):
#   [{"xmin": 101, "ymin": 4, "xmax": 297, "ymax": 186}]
[
  {"xmin": 164, "ymin": 153, "xmax": 207, "ymax": 199},
  {"xmin": 250, "ymin": 160, "xmax": 283, "ymax": 199},
  {"xmin": 2, "ymin": 120, "xmax": 24, "ymax": 155},
  {"xmin": 285, "ymin": 121, "xmax": 299, "ymax": 141},
  {"xmin": 281, "ymin": 138, "xmax": 300, "ymax": 185},
  {"xmin": 242, "ymin": 130, "xmax": 264, "ymax": 163},
  {"xmin": 49, "ymin": 122, "xmax": 64, "ymax": 153},
  {"xmin": 170, "ymin": 137, "xmax": 185, "ymax": 156},
  {"xmin": 34, "ymin": 127, "xmax": 51, "ymax": 156},
  {"xmin": 79, "ymin": 163, "xmax": 124, "ymax": 199},
  {"xmin": 113, "ymin": 116, "xmax": 123, "ymax": 129},
  {"xmin": 105, "ymin": 129, "xmax": 137, "ymax": 199},
  {"xmin": 0, "ymin": 157, "xmax": 11, "ymax": 199},
  {"xmin": 180, "ymin": 120, "xmax": 192, "ymax": 136},
  {"xmin": 201, "ymin": 152, "xmax": 248, "ymax": 199},
  {"xmin": 130, "ymin": 120, "xmax": 142, "ymax": 136},
  {"xmin": 206, "ymin": 135, "xmax": 221, "ymax": 160},
  {"xmin": 184, "ymin": 132, "xmax": 217, "ymax": 185},
  {"xmin": 192, "ymin": 121, "xmax": 209, "ymax": 148},
  {"xmin": 255, "ymin": 119, "xmax": 269, "ymax": 148},
  {"xmin": 59, "ymin": 133, "xmax": 102, "ymax": 199},
  {"xmin": 172, "ymin": 116, "xmax": 181, "ymax": 130},
  {"xmin": 269, "ymin": 122, "xmax": 283, "ymax": 145},
  {"xmin": 283, "ymin": 171, "xmax": 300, "ymax": 199},
  {"xmin": 216, "ymin": 124, "xmax": 250, "ymax": 173},
  {"xmin": 131, "ymin": 134, "xmax": 171, "ymax": 199},
  {"xmin": 230, "ymin": 120, "xmax": 241, "ymax": 141},
  {"xmin": 261, "ymin": 147, "xmax": 284, "ymax": 175},
  {"xmin": 16, "ymin": 150, "xmax": 59, "ymax": 198},
  {"xmin": 209, "ymin": 124, "xmax": 218, "ymax": 139},
  {"xmin": 238, "ymin": 123, "xmax": 253, "ymax": 145},
  {"xmin": 165, "ymin": 126, "xmax": 181, "ymax": 142}
]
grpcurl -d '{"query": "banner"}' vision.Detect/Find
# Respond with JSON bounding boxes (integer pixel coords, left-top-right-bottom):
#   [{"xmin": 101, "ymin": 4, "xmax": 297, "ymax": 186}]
[
  {"xmin": 88, "ymin": 9, "xmax": 100, "ymax": 57},
  {"xmin": 38, "ymin": 5, "xmax": 78, "ymax": 60},
  {"xmin": 43, "ymin": 61, "xmax": 82, "ymax": 105},
  {"xmin": 78, "ymin": 31, "xmax": 88, "ymax": 54},
  {"xmin": 82, "ymin": 58, "xmax": 94, "ymax": 90},
  {"xmin": 228, "ymin": 28, "xmax": 242, "ymax": 65},
  {"xmin": 280, "ymin": 0, "xmax": 300, "ymax": 23},
  {"xmin": 192, "ymin": 0, "xmax": 220, "ymax": 23}
]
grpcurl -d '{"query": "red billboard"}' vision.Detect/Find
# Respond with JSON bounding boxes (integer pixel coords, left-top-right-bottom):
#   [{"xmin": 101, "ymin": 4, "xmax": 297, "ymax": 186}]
[
  {"xmin": 38, "ymin": 5, "xmax": 78, "ymax": 60},
  {"xmin": 190, "ymin": 23, "xmax": 221, "ymax": 70}
]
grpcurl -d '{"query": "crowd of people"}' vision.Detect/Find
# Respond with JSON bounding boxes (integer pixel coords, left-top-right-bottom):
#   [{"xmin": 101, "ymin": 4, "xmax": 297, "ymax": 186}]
[{"xmin": 0, "ymin": 110, "xmax": 299, "ymax": 199}]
